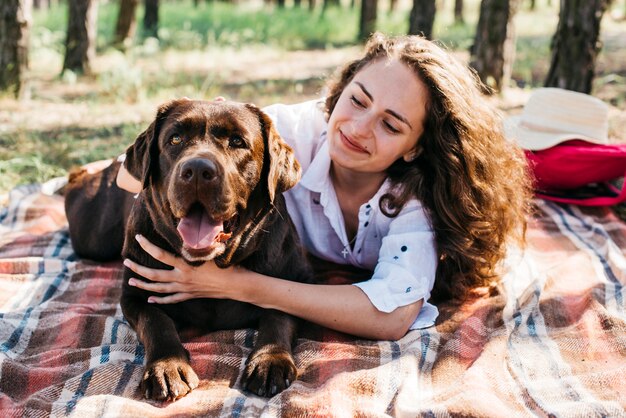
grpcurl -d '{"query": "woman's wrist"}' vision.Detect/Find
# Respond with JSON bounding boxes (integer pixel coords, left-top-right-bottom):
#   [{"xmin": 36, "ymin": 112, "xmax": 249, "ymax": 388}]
[{"xmin": 219, "ymin": 265, "xmax": 256, "ymax": 303}]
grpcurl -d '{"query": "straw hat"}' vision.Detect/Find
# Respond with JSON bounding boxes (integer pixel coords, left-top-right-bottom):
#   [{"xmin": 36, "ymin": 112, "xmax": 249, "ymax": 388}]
[{"xmin": 504, "ymin": 87, "xmax": 610, "ymax": 151}]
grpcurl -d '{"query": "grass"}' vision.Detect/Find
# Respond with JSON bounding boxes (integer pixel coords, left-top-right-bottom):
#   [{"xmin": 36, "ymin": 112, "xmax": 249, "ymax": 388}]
[
  {"xmin": 0, "ymin": 124, "xmax": 141, "ymax": 194},
  {"xmin": 2, "ymin": 0, "xmax": 625, "ymax": 204}
]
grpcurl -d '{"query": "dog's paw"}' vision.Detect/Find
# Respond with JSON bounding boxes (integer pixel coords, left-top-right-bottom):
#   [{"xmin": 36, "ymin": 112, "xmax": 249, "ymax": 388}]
[
  {"xmin": 241, "ymin": 345, "xmax": 297, "ymax": 397},
  {"xmin": 141, "ymin": 358, "xmax": 199, "ymax": 401}
]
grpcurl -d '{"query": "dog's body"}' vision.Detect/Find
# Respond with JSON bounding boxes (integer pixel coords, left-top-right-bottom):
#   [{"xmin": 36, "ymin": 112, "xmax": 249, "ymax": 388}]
[
  {"xmin": 64, "ymin": 160, "xmax": 134, "ymax": 261},
  {"xmin": 66, "ymin": 99, "xmax": 312, "ymax": 401}
]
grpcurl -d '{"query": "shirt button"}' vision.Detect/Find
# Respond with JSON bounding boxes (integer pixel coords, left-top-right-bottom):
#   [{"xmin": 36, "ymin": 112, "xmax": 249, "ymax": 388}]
[{"xmin": 312, "ymin": 197, "xmax": 320, "ymax": 205}]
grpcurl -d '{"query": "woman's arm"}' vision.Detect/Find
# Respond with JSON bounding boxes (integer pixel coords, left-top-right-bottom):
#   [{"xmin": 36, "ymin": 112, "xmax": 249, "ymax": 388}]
[
  {"xmin": 124, "ymin": 235, "xmax": 422, "ymax": 340},
  {"xmin": 116, "ymin": 160, "xmax": 142, "ymax": 194}
]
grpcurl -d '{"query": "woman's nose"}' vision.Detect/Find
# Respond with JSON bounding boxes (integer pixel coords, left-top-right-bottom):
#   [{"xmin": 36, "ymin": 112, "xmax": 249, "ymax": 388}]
[{"xmin": 352, "ymin": 113, "xmax": 374, "ymax": 137}]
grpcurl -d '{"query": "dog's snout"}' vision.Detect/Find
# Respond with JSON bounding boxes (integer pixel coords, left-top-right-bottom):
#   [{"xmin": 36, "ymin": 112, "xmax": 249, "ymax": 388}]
[{"xmin": 180, "ymin": 158, "xmax": 218, "ymax": 184}]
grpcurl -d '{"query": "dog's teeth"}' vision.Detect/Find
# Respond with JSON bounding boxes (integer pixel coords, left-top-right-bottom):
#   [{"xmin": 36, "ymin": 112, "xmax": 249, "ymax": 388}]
[
  {"xmin": 285, "ymin": 379, "xmax": 290, "ymax": 387},
  {"xmin": 271, "ymin": 385, "xmax": 278, "ymax": 395}
]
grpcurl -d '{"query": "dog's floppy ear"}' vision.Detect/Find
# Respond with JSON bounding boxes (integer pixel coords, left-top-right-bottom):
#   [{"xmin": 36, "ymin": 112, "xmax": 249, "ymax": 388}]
[
  {"xmin": 125, "ymin": 99, "xmax": 188, "ymax": 189},
  {"xmin": 247, "ymin": 104, "xmax": 301, "ymax": 203}
]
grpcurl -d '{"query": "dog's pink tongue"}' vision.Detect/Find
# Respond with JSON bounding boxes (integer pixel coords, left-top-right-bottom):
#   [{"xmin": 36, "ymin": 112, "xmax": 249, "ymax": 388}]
[{"xmin": 177, "ymin": 206, "xmax": 223, "ymax": 249}]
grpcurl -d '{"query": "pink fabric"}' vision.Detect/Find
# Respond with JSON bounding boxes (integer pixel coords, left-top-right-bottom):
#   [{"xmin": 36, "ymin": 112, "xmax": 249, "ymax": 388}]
[{"xmin": 525, "ymin": 140, "xmax": 626, "ymax": 206}]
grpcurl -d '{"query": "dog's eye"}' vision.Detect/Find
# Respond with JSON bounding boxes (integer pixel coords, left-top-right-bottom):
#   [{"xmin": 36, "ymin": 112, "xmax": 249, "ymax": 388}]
[
  {"xmin": 228, "ymin": 135, "xmax": 245, "ymax": 148},
  {"xmin": 170, "ymin": 135, "xmax": 182, "ymax": 145}
]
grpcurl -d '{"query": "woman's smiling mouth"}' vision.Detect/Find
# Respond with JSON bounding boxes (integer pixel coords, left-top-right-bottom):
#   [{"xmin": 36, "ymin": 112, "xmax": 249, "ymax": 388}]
[{"xmin": 339, "ymin": 130, "xmax": 369, "ymax": 154}]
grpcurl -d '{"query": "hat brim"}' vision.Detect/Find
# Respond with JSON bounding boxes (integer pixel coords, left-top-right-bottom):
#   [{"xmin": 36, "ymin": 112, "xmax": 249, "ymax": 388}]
[{"xmin": 504, "ymin": 115, "xmax": 607, "ymax": 151}]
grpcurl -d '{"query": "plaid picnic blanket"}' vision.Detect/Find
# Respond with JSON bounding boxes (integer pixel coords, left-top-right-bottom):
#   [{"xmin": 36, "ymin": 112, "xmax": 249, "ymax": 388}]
[{"xmin": 0, "ymin": 179, "xmax": 624, "ymax": 417}]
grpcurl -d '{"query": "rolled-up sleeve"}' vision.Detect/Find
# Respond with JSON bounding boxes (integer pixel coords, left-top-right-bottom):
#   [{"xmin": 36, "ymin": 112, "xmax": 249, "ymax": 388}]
[{"xmin": 353, "ymin": 201, "xmax": 438, "ymax": 328}]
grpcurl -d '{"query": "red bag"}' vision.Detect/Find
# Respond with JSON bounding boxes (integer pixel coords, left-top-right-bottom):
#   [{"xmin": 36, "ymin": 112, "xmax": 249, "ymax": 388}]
[{"xmin": 525, "ymin": 140, "xmax": 626, "ymax": 206}]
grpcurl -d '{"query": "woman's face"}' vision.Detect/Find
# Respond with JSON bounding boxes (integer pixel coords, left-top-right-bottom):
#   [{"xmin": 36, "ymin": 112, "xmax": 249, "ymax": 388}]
[{"xmin": 327, "ymin": 58, "xmax": 429, "ymax": 175}]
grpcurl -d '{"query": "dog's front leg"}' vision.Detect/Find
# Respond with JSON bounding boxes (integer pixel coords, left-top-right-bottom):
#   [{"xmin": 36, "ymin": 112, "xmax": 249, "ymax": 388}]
[
  {"xmin": 241, "ymin": 310, "xmax": 298, "ymax": 397},
  {"xmin": 121, "ymin": 295, "xmax": 199, "ymax": 401}
]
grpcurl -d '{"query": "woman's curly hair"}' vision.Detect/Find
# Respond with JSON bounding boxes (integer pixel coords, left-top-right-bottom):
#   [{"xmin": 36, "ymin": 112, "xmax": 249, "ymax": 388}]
[{"xmin": 324, "ymin": 33, "xmax": 532, "ymax": 303}]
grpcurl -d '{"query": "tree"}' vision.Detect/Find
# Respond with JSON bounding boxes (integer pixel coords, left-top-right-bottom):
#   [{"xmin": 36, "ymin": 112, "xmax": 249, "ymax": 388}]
[
  {"xmin": 0, "ymin": 0, "xmax": 31, "ymax": 97},
  {"xmin": 323, "ymin": 0, "xmax": 340, "ymax": 10},
  {"xmin": 544, "ymin": 0, "xmax": 611, "ymax": 94},
  {"xmin": 469, "ymin": 0, "xmax": 520, "ymax": 93},
  {"xmin": 33, "ymin": 0, "xmax": 49, "ymax": 9},
  {"xmin": 143, "ymin": 0, "xmax": 159, "ymax": 39},
  {"xmin": 63, "ymin": 0, "xmax": 98, "ymax": 75},
  {"xmin": 359, "ymin": 0, "xmax": 377, "ymax": 41},
  {"xmin": 114, "ymin": 0, "xmax": 139, "ymax": 49},
  {"xmin": 408, "ymin": 0, "xmax": 436, "ymax": 39},
  {"xmin": 454, "ymin": 0, "xmax": 464, "ymax": 23}
]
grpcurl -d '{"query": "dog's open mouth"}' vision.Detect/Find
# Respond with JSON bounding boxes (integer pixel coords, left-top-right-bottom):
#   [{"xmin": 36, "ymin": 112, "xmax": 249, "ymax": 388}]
[{"xmin": 176, "ymin": 203, "xmax": 233, "ymax": 250}]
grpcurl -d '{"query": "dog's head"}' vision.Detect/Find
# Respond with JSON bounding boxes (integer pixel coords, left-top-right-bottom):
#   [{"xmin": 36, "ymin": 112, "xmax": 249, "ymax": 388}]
[{"xmin": 125, "ymin": 99, "xmax": 301, "ymax": 262}]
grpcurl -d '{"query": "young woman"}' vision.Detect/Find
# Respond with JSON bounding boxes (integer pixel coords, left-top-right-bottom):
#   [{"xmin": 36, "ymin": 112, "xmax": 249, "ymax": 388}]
[{"xmin": 117, "ymin": 33, "xmax": 531, "ymax": 340}]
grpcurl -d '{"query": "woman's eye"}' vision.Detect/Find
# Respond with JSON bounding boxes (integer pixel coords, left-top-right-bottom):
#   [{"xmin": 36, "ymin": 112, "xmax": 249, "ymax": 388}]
[
  {"xmin": 170, "ymin": 135, "xmax": 182, "ymax": 145},
  {"xmin": 350, "ymin": 96, "xmax": 365, "ymax": 108},
  {"xmin": 383, "ymin": 121, "xmax": 401, "ymax": 134},
  {"xmin": 229, "ymin": 135, "xmax": 245, "ymax": 148}
]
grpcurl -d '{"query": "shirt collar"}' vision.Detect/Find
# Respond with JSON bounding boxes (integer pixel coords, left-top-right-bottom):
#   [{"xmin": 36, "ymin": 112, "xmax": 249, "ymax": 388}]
[{"xmin": 299, "ymin": 134, "xmax": 331, "ymax": 193}]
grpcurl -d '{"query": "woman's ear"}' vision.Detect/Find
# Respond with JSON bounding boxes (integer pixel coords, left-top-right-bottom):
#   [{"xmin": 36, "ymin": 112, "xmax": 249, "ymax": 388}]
[{"xmin": 403, "ymin": 147, "xmax": 421, "ymax": 162}]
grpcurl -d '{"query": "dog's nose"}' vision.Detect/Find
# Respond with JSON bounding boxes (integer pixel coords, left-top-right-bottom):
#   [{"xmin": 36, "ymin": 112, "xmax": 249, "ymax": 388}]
[{"xmin": 180, "ymin": 158, "xmax": 218, "ymax": 184}]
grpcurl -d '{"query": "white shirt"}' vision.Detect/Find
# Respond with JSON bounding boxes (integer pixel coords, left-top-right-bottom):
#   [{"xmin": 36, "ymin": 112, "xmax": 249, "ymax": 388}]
[{"xmin": 264, "ymin": 99, "xmax": 438, "ymax": 330}]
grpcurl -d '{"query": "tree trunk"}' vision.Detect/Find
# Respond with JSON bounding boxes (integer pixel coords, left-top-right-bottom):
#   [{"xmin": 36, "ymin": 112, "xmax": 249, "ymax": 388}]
[
  {"xmin": 324, "ymin": 0, "xmax": 340, "ymax": 10},
  {"xmin": 359, "ymin": 0, "xmax": 377, "ymax": 41},
  {"xmin": 544, "ymin": 0, "xmax": 610, "ymax": 94},
  {"xmin": 33, "ymin": 0, "xmax": 49, "ymax": 9},
  {"xmin": 529, "ymin": 0, "xmax": 535, "ymax": 10},
  {"xmin": 114, "ymin": 0, "xmax": 139, "ymax": 49},
  {"xmin": 389, "ymin": 0, "xmax": 398, "ymax": 13},
  {"xmin": 454, "ymin": 0, "xmax": 463, "ymax": 23},
  {"xmin": 408, "ymin": 0, "xmax": 436, "ymax": 39},
  {"xmin": 0, "ymin": 0, "xmax": 31, "ymax": 97},
  {"xmin": 469, "ymin": 0, "xmax": 519, "ymax": 93},
  {"xmin": 62, "ymin": 0, "xmax": 97, "ymax": 75},
  {"xmin": 143, "ymin": 0, "xmax": 159, "ymax": 38}
]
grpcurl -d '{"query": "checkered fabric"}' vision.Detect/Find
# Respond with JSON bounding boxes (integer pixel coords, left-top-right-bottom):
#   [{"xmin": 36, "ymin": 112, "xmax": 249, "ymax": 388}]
[{"xmin": 0, "ymin": 179, "xmax": 624, "ymax": 417}]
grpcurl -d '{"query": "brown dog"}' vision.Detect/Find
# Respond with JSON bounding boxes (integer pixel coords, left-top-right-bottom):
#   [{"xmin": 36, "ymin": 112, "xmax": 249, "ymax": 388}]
[
  {"xmin": 119, "ymin": 99, "xmax": 312, "ymax": 401},
  {"xmin": 64, "ymin": 160, "xmax": 134, "ymax": 261}
]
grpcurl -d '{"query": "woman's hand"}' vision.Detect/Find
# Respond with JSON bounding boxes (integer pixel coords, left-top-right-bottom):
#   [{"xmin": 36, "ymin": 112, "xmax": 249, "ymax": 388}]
[{"xmin": 123, "ymin": 234, "xmax": 235, "ymax": 304}]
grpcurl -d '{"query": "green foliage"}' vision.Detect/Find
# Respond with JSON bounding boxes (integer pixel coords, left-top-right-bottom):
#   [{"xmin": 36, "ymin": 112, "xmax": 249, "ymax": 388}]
[{"xmin": 33, "ymin": 0, "xmax": 361, "ymax": 50}]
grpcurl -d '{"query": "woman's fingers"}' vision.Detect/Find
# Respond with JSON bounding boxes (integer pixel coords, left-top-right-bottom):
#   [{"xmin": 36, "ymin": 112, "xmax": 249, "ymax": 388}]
[
  {"xmin": 122, "ymin": 258, "xmax": 167, "ymax": 282},
  {"xmin": 147, "ymin": 293, "xmax": 194, "ymax": 304},
  {"xmin": 134, "ymin": 234, "xmax": 181, "ymax": 268},
  {"xmin": 128, "ymin": 277, "xmax": 175, "ymax": 293},
  {"xmin": 127, "ymin": 277, "xmax": 194, "ymax": 302}
]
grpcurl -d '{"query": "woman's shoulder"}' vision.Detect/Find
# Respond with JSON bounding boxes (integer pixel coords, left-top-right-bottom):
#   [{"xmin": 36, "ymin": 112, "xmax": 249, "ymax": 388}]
[
  {"xmin": 263, "ymin": 99, "xmax": 325, "ymax": 138},
  {"xmin": 262, "ymin": 98, "xmax": 328, "ymax": 166}
]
